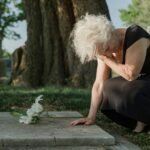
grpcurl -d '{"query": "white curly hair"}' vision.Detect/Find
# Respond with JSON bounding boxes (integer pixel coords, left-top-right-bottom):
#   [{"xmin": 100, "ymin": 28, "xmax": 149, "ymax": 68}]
[{"xmin": 70, "ymin": 14, "xmax": 115, "ymax": 63}]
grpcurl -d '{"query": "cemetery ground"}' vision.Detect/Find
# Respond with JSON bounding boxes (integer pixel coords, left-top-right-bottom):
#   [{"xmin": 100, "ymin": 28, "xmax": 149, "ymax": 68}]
[{"xmin": 0, "ymin": 85, "xmax": 150, "ymax": 150}]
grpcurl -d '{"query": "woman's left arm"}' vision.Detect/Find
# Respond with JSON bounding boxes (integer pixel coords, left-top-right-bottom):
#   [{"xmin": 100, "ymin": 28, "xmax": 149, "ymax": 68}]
[{"xmin": 98, "ymin": 38, "xmax": 149, "ymax": 81}]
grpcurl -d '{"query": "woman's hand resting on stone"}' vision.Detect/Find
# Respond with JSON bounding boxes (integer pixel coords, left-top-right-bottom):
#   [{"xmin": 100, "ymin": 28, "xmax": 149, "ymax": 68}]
[{"xmin": 70, "ymin": 117, "xmax": 95, "ymax": 126}]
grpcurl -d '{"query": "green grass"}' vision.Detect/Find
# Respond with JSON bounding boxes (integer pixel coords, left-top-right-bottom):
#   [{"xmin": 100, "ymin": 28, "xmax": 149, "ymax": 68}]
[
  {"xmin": 0, "ymin": 85, "xmax": 91, "ymax": 111},
  {"xmin": 0, "ymin": 85, "xmax": 150, "ymax": 149}
]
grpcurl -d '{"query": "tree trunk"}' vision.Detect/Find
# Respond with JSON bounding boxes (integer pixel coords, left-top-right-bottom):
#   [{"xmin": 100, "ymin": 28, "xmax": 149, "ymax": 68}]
[
  {"xmin": 11, "ymin": 0, "xmax": 110, "ymax": 87},
  {"xmin": 21, "ymin": 0, "xmax": 44, "ymax": 87}
]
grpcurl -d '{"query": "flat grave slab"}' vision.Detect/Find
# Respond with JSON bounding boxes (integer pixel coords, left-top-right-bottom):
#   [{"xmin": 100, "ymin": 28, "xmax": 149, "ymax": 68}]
[{"xmin": 0, "ymin": 111, "xmax": 115, "ymax": 148}]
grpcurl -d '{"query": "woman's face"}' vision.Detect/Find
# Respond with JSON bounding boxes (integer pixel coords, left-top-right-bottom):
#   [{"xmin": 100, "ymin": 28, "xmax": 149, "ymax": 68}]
[{"xmin": 96, "ymin": 36, "xmax": 119, "ymax": 57}]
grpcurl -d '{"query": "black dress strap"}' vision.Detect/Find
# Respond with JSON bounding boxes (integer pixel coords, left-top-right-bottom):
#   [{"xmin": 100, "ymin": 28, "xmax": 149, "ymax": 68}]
[{"xmin": 122, "ymin": 25, "xmax": 150, "ymax": 64}]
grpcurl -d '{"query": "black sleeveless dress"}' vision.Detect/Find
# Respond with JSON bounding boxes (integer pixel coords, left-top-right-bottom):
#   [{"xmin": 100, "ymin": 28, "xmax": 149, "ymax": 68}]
[{"xmin": 101, "ymin": 25, "xmax": 150, "ymax": 129}]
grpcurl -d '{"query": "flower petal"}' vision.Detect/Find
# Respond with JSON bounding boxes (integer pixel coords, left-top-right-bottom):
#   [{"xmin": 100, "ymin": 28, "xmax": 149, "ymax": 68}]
[{"xmin": 35, "ymin": 95, "xmax": 43, "ymax": 103}]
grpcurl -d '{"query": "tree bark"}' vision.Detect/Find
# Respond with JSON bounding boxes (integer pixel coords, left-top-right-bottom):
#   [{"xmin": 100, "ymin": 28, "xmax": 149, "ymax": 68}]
[
  {"xmin": 11, "ymin": 0, "xmax": 110, "ymax": 87},
  {"xmin": 40, "ymin": 0, "xmax": 66, "ymax": 85},
  {"xmin": 22, "ymin": 0, "xmax": 44, "ymax": 87}
]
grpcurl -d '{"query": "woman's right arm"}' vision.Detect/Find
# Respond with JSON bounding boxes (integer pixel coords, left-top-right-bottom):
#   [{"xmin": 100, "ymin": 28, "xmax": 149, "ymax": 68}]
[{"xmin": 70, "ymin": 58, "xmax": 111, "ymax": 126}]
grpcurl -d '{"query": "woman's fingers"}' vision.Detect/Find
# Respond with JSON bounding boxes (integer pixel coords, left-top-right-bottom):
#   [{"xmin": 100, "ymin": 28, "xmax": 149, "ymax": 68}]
[
  {"xmin": 70, "ymin": 118, "xmax": 86, "ymax": 126},
  {"xmin": 70, "ymin": 118, "xmax": 95, "ymax": 126}
]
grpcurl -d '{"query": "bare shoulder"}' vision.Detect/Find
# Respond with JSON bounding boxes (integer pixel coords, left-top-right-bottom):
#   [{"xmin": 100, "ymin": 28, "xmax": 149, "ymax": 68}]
[
  {"xmin": 127, "ymin": 37, "xmax": 149, "ymax": 52},
  {"xmin": 125, "ymin": 37, "xmax": 149, "ymax": 61},
  {"xmin": 124, "ymin": 38, "xmax": 149, "ymax": 77}
]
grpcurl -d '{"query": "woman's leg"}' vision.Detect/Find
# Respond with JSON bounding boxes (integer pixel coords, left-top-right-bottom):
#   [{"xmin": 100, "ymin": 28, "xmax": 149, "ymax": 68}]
[{"xmin": 101, "ymin": 110, "xmax": 137, "ymax": 129}]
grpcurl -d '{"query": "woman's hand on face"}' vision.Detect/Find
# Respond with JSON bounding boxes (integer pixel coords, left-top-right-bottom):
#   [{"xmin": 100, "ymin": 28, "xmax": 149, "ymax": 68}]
[
  {"xmin": 70, "ymin": 117, "xmax": 95, "ymax": 126},
  {"xmin": 98, "ymin": 53, "xmax": 115, "ymax": 62},
  {"xmin": 98, "ymin": 55, "xmax": 107, "ymax": 61}
]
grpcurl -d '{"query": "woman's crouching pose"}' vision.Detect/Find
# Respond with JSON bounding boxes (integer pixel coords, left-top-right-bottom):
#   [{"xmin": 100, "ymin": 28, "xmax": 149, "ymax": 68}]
[{"xmin": 70, "ymin": 14, "xmax": 150, "ymax": 133}]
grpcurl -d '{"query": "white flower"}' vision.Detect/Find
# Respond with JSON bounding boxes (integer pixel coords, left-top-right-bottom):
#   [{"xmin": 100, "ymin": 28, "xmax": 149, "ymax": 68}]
[
  {"xmin": 31, "ymin": 95, "xmax": 44, "ymax": 113},
  {"xmin": 26, "ymin": 108, "xmax": 38, "ymax": 117},
  {"xmin": 19, "ymin": 115, "xmax": 32, "ymax": 124},
  {"xmin": 35, "ymin": 95, "xmax": 43, "ymax": 103},
  {"xmin": 19, "ymin": 95, "xmax": 44, "ymax": 124},
  {"xmin": 31, "ymin": 103, "xmax": 43, "ymax": 114}
]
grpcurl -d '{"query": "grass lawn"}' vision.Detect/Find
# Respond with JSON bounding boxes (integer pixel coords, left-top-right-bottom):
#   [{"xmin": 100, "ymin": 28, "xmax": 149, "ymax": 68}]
[{"xmin": 0, "ymin": 84, "xmax": 150, "ymax": 150}]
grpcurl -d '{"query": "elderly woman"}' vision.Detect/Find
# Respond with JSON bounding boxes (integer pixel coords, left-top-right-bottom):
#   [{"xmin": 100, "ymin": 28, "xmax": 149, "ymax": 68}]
[{"xmin": 70, "ymin": 14, "xmax": 150, "ymax": 133}]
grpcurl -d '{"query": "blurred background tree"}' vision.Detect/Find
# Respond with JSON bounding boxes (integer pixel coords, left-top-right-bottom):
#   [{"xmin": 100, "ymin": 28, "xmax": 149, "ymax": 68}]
[
  {"xmin": 120, "ymin": 0, "xmax": 150, "ymax": 28},
  {"xmin": 10, "ymin": 0, "xmax": 110, "ymax": 87},
  {"xmin": 0, "ymin": 0, "xmax": 25, "ymax": 57}
]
